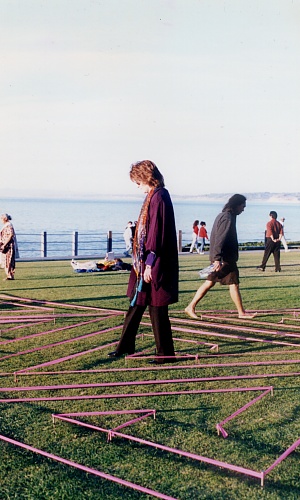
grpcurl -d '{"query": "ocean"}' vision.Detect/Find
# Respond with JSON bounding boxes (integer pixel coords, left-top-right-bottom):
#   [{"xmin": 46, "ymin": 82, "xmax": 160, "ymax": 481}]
[{"xmin": 1, "ymin": 197, "xmax": 299, "ymax": 258}]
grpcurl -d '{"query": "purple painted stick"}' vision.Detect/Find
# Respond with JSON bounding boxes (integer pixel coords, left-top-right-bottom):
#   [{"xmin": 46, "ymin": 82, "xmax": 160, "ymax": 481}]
[
  {"xmin": 0, "ymin": 294, "xmax": 124, "ymax": 314},
  {"xmin": 0, "ymin": 324, "xmax": 122, "ymax": 363},
  {"xmin": 0, "ymin": 319, "xmax": 54, "ymax": 335},
  {"xmin": 201, "ymin": 314, "xmax": 300, "ymax": 331},
  {"xmin": 160, "ymin": 323, "xmax": 300, "ymax": 348},
  {"xmin": 169, "ymin": 317, "xmax": 300, "ymax": 341},
  {"xmin": 15, "ymin": 341, "xmax": 122, "ymax": 374},
  {"xmin": 0, "ymin": 433, "xmax": 178, "ymax": 500},
  {"xmin": 175, "ymin": 308, "xmax": 300, "ymax": 315},
  {"xmin": 13, "ymin": 349, "xmax": 300, "ymax": 378},
  {"xmin": 11, "ymin": 371, "xmax": 300, "ymax": 389},
  {"xmin": 53, "ymin": 410, "xmax": 155, "ymax": 433},
  {"xmin": 216, "ymin": 387, "xmax": 273, "ymax": 438},
  {"xmin": 263, "ymin": 437, "xmax": 300, "ymax": 477},
  {"xmin": 55, "ymin": 409, "xmax": 155, "ymax": 417},
  {"xmin": 110, "ymin": 430, "xmax": 263, "ymax": 482},
  {"xmin": 0, "ymin": 374, "xmax": 277, "ymax": 392},
  {"xmin": 0, "ymin": 385, "xmax": 274, "ymax": 403},
  {"xmin": 15, "ymin": 331, "xmax": 143, "ymax": 374},
  {"xmin": 54, "ymin": 408, "xmax": 298, "ymax": 484},
  {"xmin": 0, "ymin": 312, "xmax": 120, "ymax": 322},
  {"xmin": 0, "ymin": 317, "xmax": 110, "ymax": 346},
  {"xmin": 0, "ymin": 300, "xmax": 52, "ymax": 311},
  {"xmin": 142, "ymin": 333, "xmax": 218, "ymax": 348}
]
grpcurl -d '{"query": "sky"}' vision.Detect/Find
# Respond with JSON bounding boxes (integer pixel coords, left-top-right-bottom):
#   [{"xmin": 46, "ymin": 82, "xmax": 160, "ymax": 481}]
[{"xmin": 0, "ymin": 0, "xmax": 299, "ymax": 199}]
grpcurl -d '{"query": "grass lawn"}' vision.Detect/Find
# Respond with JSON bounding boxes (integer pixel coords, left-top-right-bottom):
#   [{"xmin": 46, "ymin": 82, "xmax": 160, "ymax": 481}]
[{"xmin": 0, "ymin": 250, "xmax": 299, "ymax": 499}]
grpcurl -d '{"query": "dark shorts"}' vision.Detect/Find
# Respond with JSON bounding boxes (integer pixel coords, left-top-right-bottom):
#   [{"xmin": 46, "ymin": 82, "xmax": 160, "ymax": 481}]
[{"xmin": 207, "ymin": 261, "xmax": 239, "ymax": 285}]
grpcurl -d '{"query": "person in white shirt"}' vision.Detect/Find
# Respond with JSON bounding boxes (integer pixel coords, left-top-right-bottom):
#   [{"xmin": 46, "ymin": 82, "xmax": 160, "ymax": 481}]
[
  {"xmin": 123, "ymin": 221, "xmax": 133, "ymax": 257},
  {"xmin": 279, "ymin": 218, "xmax": 290, "ymax": 252}
]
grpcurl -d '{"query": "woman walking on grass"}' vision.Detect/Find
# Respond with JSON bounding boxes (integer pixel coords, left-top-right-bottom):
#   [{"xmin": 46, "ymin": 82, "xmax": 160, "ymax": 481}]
[{"xmin": 190, "ymin": 220, "xmax": 200, "ymax": 253}]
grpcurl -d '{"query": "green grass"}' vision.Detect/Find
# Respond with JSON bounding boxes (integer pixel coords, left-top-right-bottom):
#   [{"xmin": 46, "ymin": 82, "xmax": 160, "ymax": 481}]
[{"xmin": 0, "ymin": 251, "xmax": 299, "ymax": 499}]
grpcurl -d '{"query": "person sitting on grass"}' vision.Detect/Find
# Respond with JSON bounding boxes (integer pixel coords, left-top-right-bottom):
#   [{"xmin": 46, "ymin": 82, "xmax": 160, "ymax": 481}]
[{"xmin": 185, "ymin": 194, "xmax": 256, "ymax": 320}]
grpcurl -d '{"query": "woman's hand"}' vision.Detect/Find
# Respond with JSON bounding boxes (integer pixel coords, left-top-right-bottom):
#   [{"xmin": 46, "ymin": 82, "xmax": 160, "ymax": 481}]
[
  {"xmin": 212, "ymin": 261, "xmax": 222, "ymax": 272},
  {"xmin": 144, "ymin": 265, "xmax": 152, "ymax": 283}
]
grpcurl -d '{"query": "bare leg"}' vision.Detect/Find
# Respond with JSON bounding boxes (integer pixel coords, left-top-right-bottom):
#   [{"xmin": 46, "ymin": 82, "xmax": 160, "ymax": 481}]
[
  {"xmin": 229, "ymin": 284, "xmax": 256, "ymax": 319},
  {"xmin": 185, "ymin": 280, "xmax": 215, "ymax": 318}
]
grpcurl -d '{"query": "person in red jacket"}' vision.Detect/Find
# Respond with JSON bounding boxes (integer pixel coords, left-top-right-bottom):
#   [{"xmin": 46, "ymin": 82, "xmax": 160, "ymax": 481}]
[
  {"xmin": 198, "ymin": 221, "xmax": 209, "ymax": 254},
  {"xmin": 257, "ymin": 211, "xmax": 283, "ymax": 272}
]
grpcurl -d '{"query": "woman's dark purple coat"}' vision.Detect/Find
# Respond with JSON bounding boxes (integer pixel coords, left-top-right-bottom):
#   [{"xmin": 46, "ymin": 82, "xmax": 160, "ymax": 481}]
[{"xmin": 127, "ymin": 187, "xmax": 179, "ymax": 307}]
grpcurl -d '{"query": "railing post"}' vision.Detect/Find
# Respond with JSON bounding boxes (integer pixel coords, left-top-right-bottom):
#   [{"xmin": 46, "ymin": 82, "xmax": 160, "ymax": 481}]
[
  {"xmin": 177, "ymin": 230, "xmax": 182, "ymax": 252},
  {"xmin": 41, "ymin": 231, "xmax": 47, "ymax": 258},
  {"xmin": 107, "ymin": 231, "xmax": 112, "ymax": 252},
  {"xmin": 72, "ymin": 231, "xmax": 78, "ymax": 256}
]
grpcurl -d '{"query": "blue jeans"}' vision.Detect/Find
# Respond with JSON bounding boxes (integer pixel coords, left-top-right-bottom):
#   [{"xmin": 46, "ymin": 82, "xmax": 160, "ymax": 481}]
[{"xmin": 199, "ymin": 238, "xmax": 205, "ymax": 252}]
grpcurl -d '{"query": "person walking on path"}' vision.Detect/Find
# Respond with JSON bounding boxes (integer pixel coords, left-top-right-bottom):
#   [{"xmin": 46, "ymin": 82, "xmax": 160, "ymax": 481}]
[
  {"xmin": 108, "ymin": 160, "xmax": 178, "ymax": 364},
  {"xmin": 257, "ymin": 211, "xmax": 283, "ymax": 272},
  {"xmin": 0, "ymin": 213, "xmax": 17, "ymax": 280},
  {"xmin": 190, "ymin": 220, "xmax": 200, "ymax": 253},
  {"xmin": 185, "ymin": 194, "xmax": 256, "ymax": 320},
  {"xmin": 123, "ymin": 221, "xmax": 133, "ymax": 257},
  {"xmin": 198, "ymin": 221, "xmax": 209, "ymax": 254},
  {"xmin": 279, "ymin": 217, "xmax": 290, "ymax": 252},
  {"xmin": 131, "ymin": 221, "xmax": 137, "ymax": 241}
]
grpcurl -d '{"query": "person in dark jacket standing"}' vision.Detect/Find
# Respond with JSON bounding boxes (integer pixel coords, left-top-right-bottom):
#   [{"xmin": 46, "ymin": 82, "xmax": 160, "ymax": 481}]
[
  {"xmin": 257, "ymin": 211, "xmax": 283, "ymax": 272},
  {"xmin": 185, "ymin": 194, "xmax": 256, "ymax": 319},
  {"xmin": 109, "ymin": 160, "xmax": 178, "ymax": 363}
]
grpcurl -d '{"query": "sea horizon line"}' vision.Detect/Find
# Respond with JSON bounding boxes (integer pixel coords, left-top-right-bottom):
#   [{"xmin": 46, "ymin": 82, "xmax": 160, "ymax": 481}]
[{"xmin": 1, "ymin": 191, "xmax": 300, "ymax": 204}]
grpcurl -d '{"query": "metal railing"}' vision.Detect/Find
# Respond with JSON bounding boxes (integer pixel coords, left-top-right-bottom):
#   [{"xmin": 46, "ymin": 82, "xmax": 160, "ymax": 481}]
[
  {"xmin": 16, "ymin": 230, "xmax": 186, "ymax": 260},
  {"xmin": 16, "ymin": 231, "xmax": 116, "ymax": 260},
  {"xmin": 15, "ymin": 230, "xmax": 278, "ymax": 261}
]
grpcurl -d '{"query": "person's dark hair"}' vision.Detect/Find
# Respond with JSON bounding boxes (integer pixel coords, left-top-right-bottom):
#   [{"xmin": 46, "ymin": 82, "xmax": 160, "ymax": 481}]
[
  {"xmin": 222, "ymin": 194, "xmax": 246, "ymax": 213},
  {"xmin": 193, "ymin": 220, "xmax": 199, "ymax": 228},
  {"xmin": 200, "ymin": 221, "xmax": 206, "ymax": 226},
  {"xmin": 269, "ymin": 211, "xmax": 277, "ymax": 219},
  {"xmin": 129, "ymin": 160, "xmax": 165, "ymax": 188}
]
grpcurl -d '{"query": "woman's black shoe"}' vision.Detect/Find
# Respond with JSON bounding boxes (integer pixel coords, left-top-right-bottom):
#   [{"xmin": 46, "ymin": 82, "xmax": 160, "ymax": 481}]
[{"xmin": 108, "ymin": 351, "xmax": 122, "ymax": 358}]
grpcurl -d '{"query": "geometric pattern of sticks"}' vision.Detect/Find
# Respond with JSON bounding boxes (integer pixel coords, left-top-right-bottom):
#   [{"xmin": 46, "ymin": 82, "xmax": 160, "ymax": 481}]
[{"xmin": 0, "ymin": 294, "xmax": 300, "ymax": 497}]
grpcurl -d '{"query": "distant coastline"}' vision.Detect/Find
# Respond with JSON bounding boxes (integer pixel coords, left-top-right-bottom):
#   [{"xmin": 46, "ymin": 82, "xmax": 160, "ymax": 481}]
[
  {"xmin": 1, "ymin": 196, "xmax": 299, "ymax": 258},
  {"xmin": 172, "ymin": 192, "xmax": 300, "ymax": 204},
  {"xmin": 1, "ymin": 191, "xmax": 300, "ymax": 204}
]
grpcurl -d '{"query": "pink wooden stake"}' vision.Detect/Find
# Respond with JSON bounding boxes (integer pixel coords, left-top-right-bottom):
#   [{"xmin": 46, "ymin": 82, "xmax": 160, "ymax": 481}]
[{"xmin": 0, "ymin": 433, "xmax": 178, "ymax": 500}]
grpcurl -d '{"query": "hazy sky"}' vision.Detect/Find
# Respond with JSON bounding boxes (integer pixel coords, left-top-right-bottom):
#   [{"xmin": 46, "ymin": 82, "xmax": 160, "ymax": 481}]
[{"xmin": 1, "ymin": 0, "xmax": 299, "ymax": 198}]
